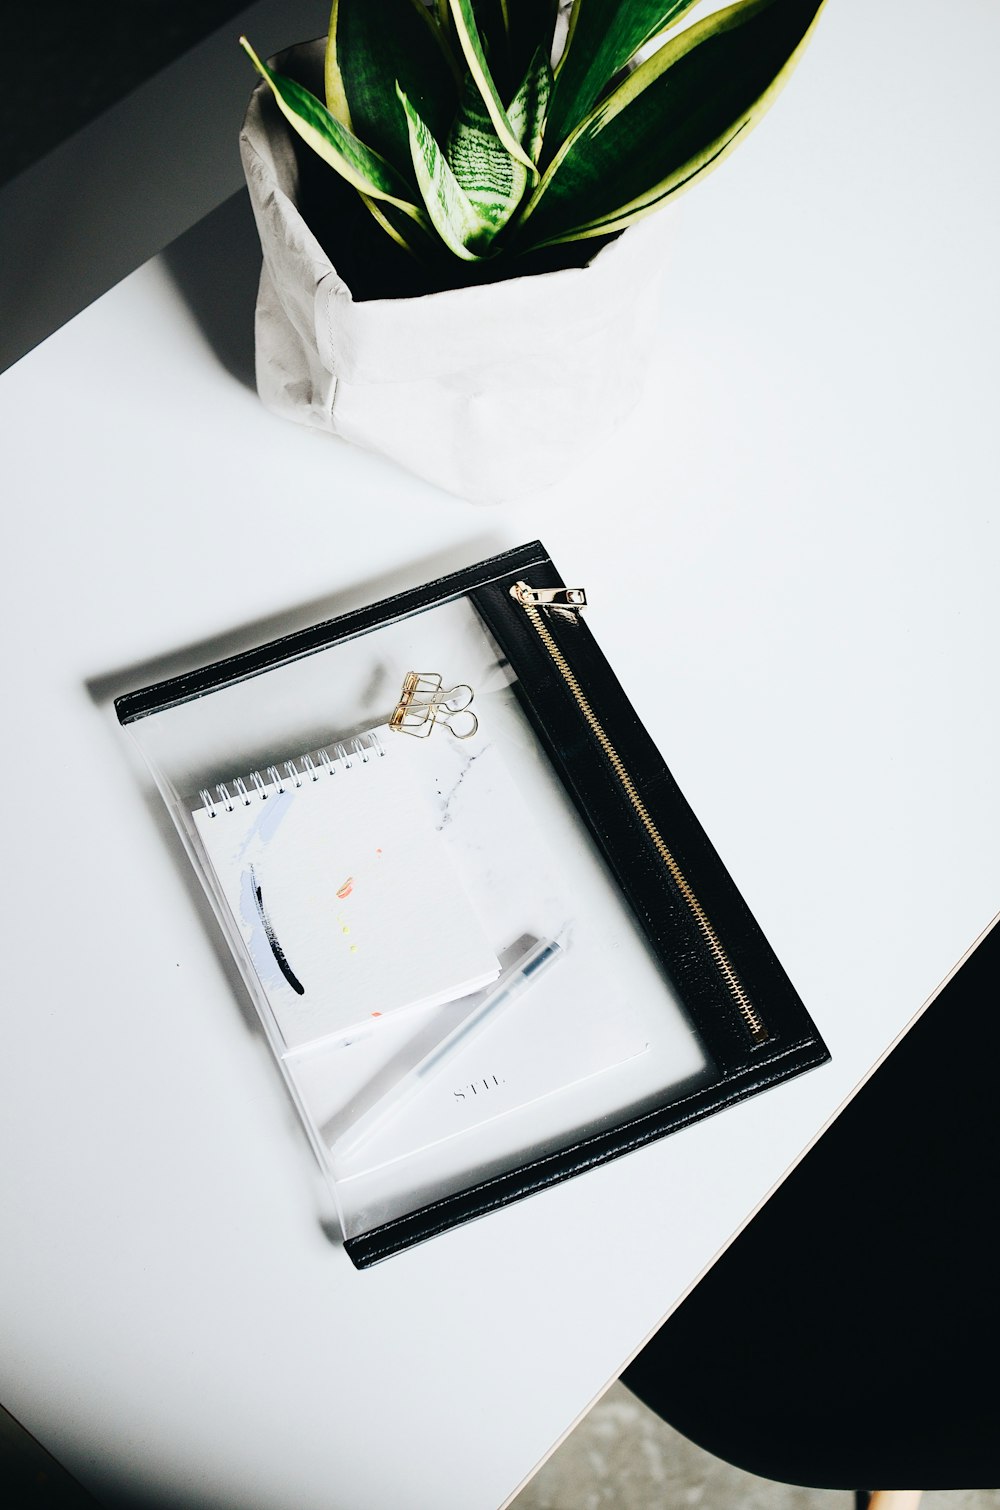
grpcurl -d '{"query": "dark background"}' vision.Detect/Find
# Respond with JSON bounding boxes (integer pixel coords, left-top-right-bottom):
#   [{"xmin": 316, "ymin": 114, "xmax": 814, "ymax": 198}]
[{"xmin": 2, "ymin": 2, "xmax": 251, "ymax": 185}]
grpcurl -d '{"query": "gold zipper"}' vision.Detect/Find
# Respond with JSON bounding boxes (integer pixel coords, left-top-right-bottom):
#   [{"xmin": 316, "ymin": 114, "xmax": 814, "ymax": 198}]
[{"xmin": 511, "ymin": 580, "xmax": 769, "ymax": 1045}]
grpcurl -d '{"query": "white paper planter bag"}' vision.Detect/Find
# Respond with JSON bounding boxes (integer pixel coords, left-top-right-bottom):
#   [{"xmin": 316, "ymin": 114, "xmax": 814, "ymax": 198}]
[{"xmin": 240, "ymin": 44, "xmax": 673, "ymax": 505}]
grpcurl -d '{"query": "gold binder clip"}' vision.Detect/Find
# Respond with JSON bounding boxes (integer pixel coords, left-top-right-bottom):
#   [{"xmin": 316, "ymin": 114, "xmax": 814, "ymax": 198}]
[{"xmin": 390, "ymin": 672, "xmax": 478, "ymax": 740}]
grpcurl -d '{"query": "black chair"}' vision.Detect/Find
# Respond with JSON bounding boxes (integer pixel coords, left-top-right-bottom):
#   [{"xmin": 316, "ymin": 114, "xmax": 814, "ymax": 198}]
[{"xmin": 622, "ymin": 916, "xmax": 1000, "ymax": 1510}]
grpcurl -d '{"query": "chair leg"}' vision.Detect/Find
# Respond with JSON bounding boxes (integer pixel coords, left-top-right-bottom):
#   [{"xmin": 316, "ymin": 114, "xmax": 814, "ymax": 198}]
[{"xmin": 867, "ymin": 1494, "xmax": 922, "ymax": 1510}]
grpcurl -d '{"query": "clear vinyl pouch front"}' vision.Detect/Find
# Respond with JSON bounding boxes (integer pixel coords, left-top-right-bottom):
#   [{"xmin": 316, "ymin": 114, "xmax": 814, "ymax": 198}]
[{"xmin": 118, "ymin": 544, "xmax": 827, "ymax": 1265}]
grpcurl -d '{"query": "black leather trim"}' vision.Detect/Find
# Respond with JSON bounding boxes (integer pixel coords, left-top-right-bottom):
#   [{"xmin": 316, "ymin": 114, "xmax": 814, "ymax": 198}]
[
  {"xmin": 114, "ymin": 542, "xmax": 550, "ymax": 723},
  {"xmin": 345, "ymin": 1038, "xmax": 828, "ymax": 1269}
]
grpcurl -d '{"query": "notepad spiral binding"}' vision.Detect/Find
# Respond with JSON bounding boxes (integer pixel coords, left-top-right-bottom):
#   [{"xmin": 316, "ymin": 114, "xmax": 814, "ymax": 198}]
[{"xmin": 198, "ymin": 731, "xmax": 385, "ymax": 818}]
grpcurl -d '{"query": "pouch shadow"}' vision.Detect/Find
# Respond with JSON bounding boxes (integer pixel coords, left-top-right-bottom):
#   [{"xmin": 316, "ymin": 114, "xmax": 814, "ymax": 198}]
[{"xmin": 87, "ymin": 537, "xmax": 508, "ymax": 707}]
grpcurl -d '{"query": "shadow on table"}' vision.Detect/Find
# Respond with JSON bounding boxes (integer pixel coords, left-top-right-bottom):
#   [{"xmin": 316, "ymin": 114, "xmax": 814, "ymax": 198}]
[
  {"xmin": 87, "ymin": 540, "xmax": 506, "ymax": 710},
  {"xmin": 161, "ymin": 188, "xmax": 260, "ymax": 390}
]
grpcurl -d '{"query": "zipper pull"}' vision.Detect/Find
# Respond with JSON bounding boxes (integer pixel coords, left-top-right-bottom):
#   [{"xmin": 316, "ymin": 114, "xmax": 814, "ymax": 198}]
[{"xmin": 511, "ymin": 582, "xmax": 587, "ymax": 609}]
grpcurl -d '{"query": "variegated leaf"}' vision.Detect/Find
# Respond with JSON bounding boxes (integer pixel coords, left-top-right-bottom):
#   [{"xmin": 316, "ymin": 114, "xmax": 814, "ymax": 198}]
[
  {"xmin": 447, "ymin": 0, "xmax": 537, "ymax": 174},
  {"xmin": 240, "ymin": 39, "xmax": 425, "ymax": 222},
  {"xmin": 516, "ymin": 0, "xmax": 826, "ymax": 248},
  {"xmin": 545, "ymin": 0, "xmax": 701, "ymax": 153},
  {"xmin": 397, "ymin": 85, "xmax": 492, "ymax": 260},
  {"xmin": 469, "ymin": 0, "xmax": 560, "ymax": 100},
  {"xmin": 325, "ymin": 0, "xmax": 459, "ymax": 190},
  {"xmin": 447, "ymin": 74, "xmax": 527, "ymax": 237},
  {"xmin": 359, "ymin": 194, "xmax": 437, "ymax": 258},
  {"xmin": 507, "ymin": 46, "xmax": 552, "ymax": 167}
]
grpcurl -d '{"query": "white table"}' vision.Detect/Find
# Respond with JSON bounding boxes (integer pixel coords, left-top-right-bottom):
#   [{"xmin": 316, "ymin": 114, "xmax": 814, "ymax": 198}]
[{"xmin": 2, "ymin": 2, "xmax": 998, "ymax": 1506}]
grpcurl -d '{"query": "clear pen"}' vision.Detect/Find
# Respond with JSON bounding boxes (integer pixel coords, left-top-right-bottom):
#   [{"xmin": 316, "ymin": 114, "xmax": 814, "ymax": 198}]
[{"xmin": 330, "ymin": 937, "xmax": 563, "ymax": 1163}]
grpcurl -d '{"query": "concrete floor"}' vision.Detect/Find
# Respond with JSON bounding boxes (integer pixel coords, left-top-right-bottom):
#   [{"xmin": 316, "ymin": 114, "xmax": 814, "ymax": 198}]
[{"xmin": 509, "ymin": 1382, "xmax": 1000, "ymax": 1510}]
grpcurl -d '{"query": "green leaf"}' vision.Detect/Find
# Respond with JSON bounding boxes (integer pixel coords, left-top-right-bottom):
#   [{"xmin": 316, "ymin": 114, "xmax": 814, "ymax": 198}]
[
  {"xmin": 515, "ymin": 0, "xmax": 826, "ymax": 249},
  {"xmin": 359, "ymin": 194, "xmax": 437, "ymax": 260},
  {"xmin": 397, "ymin": 85, "xmax": 491, "ymax": 260},
  {"xmin": 447, "ymin": 0, "xmax": 537, "ymax": 174},
  {"xmin": 545, "ymin": 0, "xmax": 702, "ymax": 154},
  {"xmin": 324, "ymin": 0, "xmax": 460, "ymax": 188},
  {"xmin": 470, "ymin": 0, "xmax": 560, "ymax": 100},
  {"xmin": 502, "ymin": 0, "xmax": 560, "ymax": 84},
  {"xmin": 447, "ymin": 73, "xmax": 528, "ymax": 236},
  {"xmin": 240, "ymin": 38, "xmax": 426, "ymax": 222},
  {"xmin": 507, "ymin": 46, "xmax": 552, "ymax": 167}
]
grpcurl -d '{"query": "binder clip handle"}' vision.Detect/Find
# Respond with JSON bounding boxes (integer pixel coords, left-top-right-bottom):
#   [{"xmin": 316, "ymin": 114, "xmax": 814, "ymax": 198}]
[{"xmin": 390, "ymin": 672, "xmax": 479, "ymax": 740}]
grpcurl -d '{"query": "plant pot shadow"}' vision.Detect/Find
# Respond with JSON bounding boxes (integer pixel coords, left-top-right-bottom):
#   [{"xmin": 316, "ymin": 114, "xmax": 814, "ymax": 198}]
[{"xmin": 161, "ymin": 187, "xmax": 260, "ymax": 390}]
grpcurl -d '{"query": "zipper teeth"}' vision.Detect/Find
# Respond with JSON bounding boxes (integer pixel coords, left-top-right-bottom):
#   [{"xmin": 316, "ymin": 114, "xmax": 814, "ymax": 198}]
[{"xmin": 517, "ymin": 589, "xmax": 768, "ymax": 1044}]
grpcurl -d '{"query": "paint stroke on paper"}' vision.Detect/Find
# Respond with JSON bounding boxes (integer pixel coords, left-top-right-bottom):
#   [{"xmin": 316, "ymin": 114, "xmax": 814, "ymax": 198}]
[{"xmin": 250, "ymin": 864, "xmax": 305, "ymax": 995}]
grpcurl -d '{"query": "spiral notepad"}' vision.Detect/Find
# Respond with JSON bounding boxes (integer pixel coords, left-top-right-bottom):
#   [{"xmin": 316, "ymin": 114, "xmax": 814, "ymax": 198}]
[{"xmin": 192, "ymin": 731, "xmax": 501, "ymax": 1054}]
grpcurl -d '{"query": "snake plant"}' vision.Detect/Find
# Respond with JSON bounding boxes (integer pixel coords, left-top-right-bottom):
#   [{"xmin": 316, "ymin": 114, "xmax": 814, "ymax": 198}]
[{"xmin": 241, "ymin": 0, "xmax": 824, "ymax": 270}]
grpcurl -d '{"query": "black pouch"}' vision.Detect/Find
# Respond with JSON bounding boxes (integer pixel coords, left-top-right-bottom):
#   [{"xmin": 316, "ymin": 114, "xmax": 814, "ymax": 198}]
[{"xmin": 117, "ymin": 542, "xmax": 828, "ymax": 1267}]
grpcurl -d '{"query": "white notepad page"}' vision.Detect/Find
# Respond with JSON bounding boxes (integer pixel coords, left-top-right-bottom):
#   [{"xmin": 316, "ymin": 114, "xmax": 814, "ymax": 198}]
[{"xmin": 193, "ymin": 735, "xmax": 500, "ymax": 1053}]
